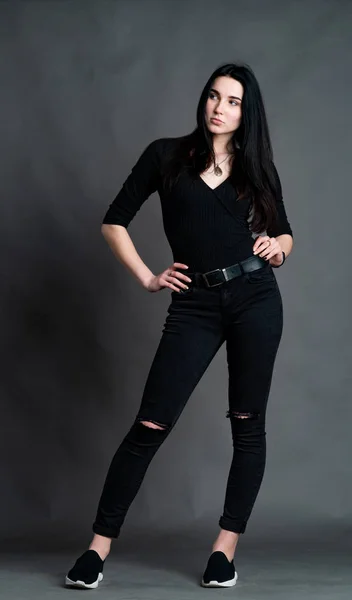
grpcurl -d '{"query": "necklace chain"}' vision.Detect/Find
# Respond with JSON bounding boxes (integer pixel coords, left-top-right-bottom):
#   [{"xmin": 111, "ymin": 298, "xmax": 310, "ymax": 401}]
[
  {"xmin": 215, "ymin": 155, "xmax": 229, "ymax": 166},
  {"xmin": 211, "ymin": 153, "xmax": 232, "ymax": 176}
]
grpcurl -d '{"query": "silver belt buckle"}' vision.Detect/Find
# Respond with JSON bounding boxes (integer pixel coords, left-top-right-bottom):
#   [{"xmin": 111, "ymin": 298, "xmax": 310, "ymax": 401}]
[{"xmin": 202, "ymin": 267, "xmax": 229, "ymax": 288}]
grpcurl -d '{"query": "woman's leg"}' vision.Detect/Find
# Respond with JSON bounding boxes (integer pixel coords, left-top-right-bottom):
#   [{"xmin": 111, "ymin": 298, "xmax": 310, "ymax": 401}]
[
  {"xmin": 215, "ymin": 279, "xmax": 284, "ymax": 560},
  {"xmin": 91, "ymin": 291, "xmax": 225, "ymax": 543}
]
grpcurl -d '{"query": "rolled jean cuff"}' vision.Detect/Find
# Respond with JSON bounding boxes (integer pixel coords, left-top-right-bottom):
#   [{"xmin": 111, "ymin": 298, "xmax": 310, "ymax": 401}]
[
  {"xmin": 92, "ymin": 523, "xmax": 119, "ymax": 539},
  {"xmin": 218, "ymin": 516, "xmax": 247, "ymax": 534}
]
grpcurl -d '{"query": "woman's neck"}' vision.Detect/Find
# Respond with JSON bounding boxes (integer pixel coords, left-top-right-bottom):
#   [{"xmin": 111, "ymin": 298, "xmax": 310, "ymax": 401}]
[
  {"xmin": 212, "ymin": 133, "xmax": 234, "ymax": 156},
  {"xmin": 212, "ymin": 142, "xmax": 234, "ymax": 157}
]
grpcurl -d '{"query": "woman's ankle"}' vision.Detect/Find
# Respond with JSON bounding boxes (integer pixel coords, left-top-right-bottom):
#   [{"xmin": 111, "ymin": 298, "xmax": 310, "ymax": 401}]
[
  {"xmin": 89, "ymin": 534, "xmax": 112, "ymax": 561},
  {"xmin": 212, "ymin": 528, "xmax": 240, "ymax": 562}
]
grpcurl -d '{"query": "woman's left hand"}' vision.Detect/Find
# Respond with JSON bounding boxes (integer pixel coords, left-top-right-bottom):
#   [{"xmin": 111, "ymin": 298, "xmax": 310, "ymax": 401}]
[{"xmin": 252, "ymin": 235, "xmax": 284, "ymax": 267}]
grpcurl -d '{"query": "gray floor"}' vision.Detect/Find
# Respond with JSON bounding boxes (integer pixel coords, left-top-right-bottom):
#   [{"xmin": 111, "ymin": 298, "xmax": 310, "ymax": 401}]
[{"xmin": 1, "ymin": 523, "xmax": 351, "ymax": 599}]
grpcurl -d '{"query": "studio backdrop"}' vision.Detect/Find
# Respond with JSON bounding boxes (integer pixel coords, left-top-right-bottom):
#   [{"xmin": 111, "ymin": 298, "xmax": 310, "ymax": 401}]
[{"xmin": 0, "ymin": 0, "xmax": 351, "ymax": 549}]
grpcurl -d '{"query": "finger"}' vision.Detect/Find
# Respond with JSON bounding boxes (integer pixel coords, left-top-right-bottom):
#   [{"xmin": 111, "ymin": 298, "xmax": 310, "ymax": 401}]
[
  {"xmin": 253, "ymin": 244, "xmax": 265, "ymax": 254},
  {"xmin": 167, "ymin": 274, "xmax": 189, "ymax": 290},
  {"xmin": 258, "ymin": 241, "xmax": 279, "ymax": 258},
  {"xmin": 173, "ymin": 262, "xmax": 189, "ymax": 269},
  {"xmin": 167, "ymin": 269, "xmax": 191, "ymax": 284},
  {"xmin": 258, "ymin": 246, "xmax": 276, "ymax": 258},
  {"xmin": 253, "ymin": 241, "xmax": 270, "ymax": 254},
  {"xmin": 255, "ymin": 237, "xmax": 274, "ymax": 255},
  {"xmin": 253, "ymin": 236, "xmax": 270, "ymax": 253},
  {"xmin": 160, "ymin": 279, "xmax": 182, "ymax": 292},
  {"xmin": 165, "ymin": 281, "xmax": 187, "ymax": 292},
  {"xmin": 174, "ymin": 270, "xmax": 192, "ymax": 282},
  {"xmin": 260, "ymin": 248, "xmax": 278, "ymax": 260}
]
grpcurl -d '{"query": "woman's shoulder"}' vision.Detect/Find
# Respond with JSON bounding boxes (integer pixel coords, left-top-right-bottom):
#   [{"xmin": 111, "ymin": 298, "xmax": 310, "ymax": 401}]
[
  {"xmin": 148, "ymin": 136, "xmax": 184, "ymax": 152},
  {"xmin": 143, "ymin": 136, "xmax": 184, "ymax": 167}
]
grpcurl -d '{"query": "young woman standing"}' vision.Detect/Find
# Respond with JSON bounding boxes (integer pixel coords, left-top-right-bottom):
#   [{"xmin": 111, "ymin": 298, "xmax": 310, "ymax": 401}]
[{"xmin": 65, "ymin": 62, "xmax": 293, "ymax": 589}]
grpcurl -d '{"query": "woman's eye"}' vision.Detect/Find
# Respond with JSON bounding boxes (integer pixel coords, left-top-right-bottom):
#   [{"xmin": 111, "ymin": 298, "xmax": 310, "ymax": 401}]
[{"xmin": 209, "ymin": 93, "xmax": 237, "ymax": 106}]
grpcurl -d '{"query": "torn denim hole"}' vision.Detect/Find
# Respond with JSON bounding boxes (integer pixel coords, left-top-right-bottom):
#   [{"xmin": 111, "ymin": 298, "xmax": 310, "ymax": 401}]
[
  {"xmin": 136, "ymin": 417, "xmax": 169, "ymax": 430},
  {"xmin": 226, "ymin": 410, "xmax": 260, "ymax": 419}
]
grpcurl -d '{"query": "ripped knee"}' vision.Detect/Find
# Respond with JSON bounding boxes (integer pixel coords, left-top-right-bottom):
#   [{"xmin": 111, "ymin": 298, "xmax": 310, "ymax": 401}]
[
  {"xmin": 226, "ymin": 410, "xmax": 260, "ymax": 420},
  {"xmin": 138, "ymin": 420, "xmax": 168, "ymax": 430}
]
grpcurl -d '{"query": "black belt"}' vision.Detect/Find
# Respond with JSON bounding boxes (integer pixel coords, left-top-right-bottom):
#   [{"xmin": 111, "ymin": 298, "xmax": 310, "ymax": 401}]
[{"xmin": 187, "ymin": 255, "xmax": 268, "ymax": 288}]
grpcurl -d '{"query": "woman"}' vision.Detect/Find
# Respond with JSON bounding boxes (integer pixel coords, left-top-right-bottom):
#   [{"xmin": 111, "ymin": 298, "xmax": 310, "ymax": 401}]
[{"xmin": 65, "ymin": 62, "xmax": 293, "ymax": 589}]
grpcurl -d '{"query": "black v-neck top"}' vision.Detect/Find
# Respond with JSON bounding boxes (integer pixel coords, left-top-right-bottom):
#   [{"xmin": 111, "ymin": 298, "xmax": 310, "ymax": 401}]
[{"xmin": 102, "ymin": 137, "xmax": 293, "ymax": 273}]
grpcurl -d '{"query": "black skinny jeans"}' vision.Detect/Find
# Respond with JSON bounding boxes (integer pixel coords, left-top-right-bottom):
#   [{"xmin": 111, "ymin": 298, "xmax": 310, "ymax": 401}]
[{"xmin": 92, "ymin": 256, "xmax": 283, "ymax": 538}]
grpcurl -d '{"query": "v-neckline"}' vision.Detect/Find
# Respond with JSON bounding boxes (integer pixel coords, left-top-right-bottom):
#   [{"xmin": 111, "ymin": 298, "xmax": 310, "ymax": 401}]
[{"xmin": 198, "ymin": 174, "xmax": 230, "ymax": 191}]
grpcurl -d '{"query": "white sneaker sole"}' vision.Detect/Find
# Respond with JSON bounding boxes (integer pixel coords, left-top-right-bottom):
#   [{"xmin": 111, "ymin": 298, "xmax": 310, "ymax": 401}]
[
  {"xmin": 65, "ymin": 572, "xmax": 103, "ymax": 589},
  {"xmin": 201, "ymin": 571, "xmax": 238, "ymax": 587}
]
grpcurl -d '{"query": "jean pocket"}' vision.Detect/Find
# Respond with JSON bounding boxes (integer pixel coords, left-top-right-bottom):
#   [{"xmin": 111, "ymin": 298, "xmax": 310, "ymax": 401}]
[{"xmin": 245, "ymin": 265, "xmax": 276, "ymax": 284}]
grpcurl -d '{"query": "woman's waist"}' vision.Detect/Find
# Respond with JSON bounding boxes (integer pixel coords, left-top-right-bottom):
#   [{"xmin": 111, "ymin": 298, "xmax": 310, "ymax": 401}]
[{"xmin": 170, "ymin": 239, "xmax": 257, "ymax": 274}]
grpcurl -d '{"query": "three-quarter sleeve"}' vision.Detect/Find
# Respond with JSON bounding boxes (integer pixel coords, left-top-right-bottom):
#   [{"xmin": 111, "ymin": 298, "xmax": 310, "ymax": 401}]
[
  {"xmin": 266, "ymin": 162, "xmax": 293, "ymax": 238},
  {"xmin": 102, "ymin": 138, "xmax": 162, "ymax": 228}
]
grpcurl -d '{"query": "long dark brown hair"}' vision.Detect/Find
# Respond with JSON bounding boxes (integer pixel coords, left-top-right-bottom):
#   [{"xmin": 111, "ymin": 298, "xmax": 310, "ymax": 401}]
[{"xmin": 160, "ymin": 62, "xmax": 283, "ymax": 234}]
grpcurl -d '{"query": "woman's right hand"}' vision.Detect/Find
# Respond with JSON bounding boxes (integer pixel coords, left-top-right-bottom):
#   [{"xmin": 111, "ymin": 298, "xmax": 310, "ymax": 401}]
[{"xmin": 145, "ymin": 262, "xmax": 192, "ymax": 293}]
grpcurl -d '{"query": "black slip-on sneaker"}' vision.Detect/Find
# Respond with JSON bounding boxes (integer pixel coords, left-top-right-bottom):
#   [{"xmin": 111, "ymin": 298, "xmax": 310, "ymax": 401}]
[
  {"xmin": 201, "ymin": 550, "xmax": 238, "ymax": 587},
  {"xmin": 65, "ymin": 549, "xmax": 105, "ymax": 589}
]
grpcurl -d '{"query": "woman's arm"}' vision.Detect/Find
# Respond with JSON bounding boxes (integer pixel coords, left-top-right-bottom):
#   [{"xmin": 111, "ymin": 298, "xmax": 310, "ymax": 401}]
[
  {"xmin": 100, "ymin": 139, "xmax": 164, "ymax": 289},
  {"xmin": 266, "ymin": 162, "xmax": 294, "ymax": 266},
  {"xmin": 269, "ymin": 233, "xmax": 293, "ymax": 266},
  {"xmin": 102, "ymin": 138, "xmax": 162, "ymax": 228},
  {"xmin": 101, "ymin": 224, "xmax": 155, "ymax": 289}
]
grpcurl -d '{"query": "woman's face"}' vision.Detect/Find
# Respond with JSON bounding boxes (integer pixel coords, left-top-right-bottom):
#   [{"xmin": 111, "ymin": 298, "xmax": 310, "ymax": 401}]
[{"xmin": 205, "ymin": 76, "xmax": 243, "ymax": 136}]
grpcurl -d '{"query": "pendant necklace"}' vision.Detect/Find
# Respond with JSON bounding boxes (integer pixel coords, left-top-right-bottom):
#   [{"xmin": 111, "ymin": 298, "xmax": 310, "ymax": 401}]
[{"xmin": 213, "ymin": 153, "xmax": 233, "ymax": 176}]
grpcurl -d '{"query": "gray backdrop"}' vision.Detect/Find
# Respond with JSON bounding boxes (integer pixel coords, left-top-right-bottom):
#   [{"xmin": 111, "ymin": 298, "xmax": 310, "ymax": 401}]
[{"xmin": 1, "ymin": 0, "xmax": 351, "ymax": 575}]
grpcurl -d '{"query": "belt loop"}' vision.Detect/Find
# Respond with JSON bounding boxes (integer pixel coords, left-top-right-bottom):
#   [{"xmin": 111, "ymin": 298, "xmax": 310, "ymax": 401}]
[
  {"xmin": 238, "ymin": 260, "xmax": 245, "ymax": 275},
  {"xmin": 238, "ymin": 259, "xmax": 249, "ymax": 281}
]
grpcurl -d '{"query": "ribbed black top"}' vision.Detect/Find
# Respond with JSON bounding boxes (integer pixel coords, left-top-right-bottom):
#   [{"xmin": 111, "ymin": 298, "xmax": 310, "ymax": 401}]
[{"xmin": 102, "ymin": 137, "xmax": 293, "ymax": 273}]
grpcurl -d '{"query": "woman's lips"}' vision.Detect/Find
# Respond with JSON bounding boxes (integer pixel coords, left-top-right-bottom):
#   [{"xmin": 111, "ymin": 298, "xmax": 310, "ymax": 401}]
[{"xmin": 211, "ymin": 118, "xmax": 223, "ymax": 124}]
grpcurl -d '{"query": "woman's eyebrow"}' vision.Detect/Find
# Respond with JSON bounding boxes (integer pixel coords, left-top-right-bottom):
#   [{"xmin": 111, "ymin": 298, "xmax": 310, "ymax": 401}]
[{"xmin": 210, "ymin": 88, "xmax": 242, "ymax": 102}]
